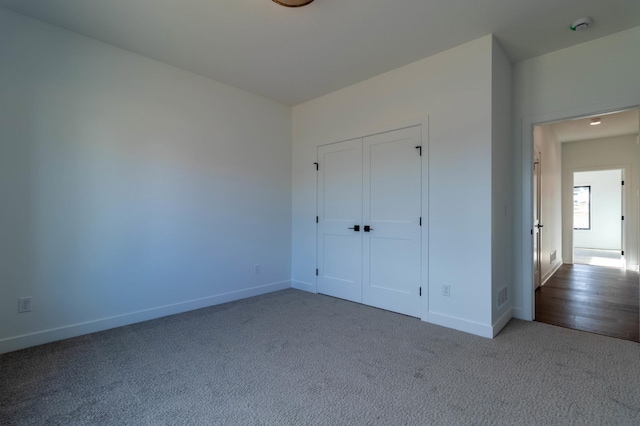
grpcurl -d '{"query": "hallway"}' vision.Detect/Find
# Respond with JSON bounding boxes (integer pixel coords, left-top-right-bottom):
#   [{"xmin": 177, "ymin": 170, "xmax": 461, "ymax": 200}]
[{"xmin": 535, "ymin": 264, "xmax": 639, "ymax": 342}]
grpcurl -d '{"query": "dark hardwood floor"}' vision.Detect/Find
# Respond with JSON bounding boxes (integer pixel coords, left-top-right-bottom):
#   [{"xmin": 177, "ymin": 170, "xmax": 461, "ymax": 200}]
[{"xmin": 535, "ymin": 264, "xmax": 639, "ymax": 342}]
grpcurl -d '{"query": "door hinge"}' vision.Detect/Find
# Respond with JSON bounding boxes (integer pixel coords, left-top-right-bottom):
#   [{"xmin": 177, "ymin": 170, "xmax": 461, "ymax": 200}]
[
  {"xmin": 315, "ymin": 268, "xmax": 318, "ymax": 276},
  {"xmin": 419, "ymin": 287, "xmax": 422, "ymax": 296},
  {"xmin": 314, "ymin": 162, "xmax": 319, "ymax": 171},
  {"xmin": 415, "ymin": 146, "xmax": 422, "ymax": 156},
  {"xmin": 622, "ymin": 180, "xmax": 625, "ymax": 185},
  {"xmin": 419, "ymin": 217, "xmax": 422, "ymax": 226},
  {"xmin": 622, "ymin": 216, "xmax": 625, "ymax": 220},
  {"xmin": 531, "ymin": 229, "xmax": 533, "ymax": 235},
  {"xmin": 622, "ymin": 251, "xmax": 625, "ymax": 256},
  {"xmin": 316, "ymin": 216, "xmax": 319, "ymax": 223}
]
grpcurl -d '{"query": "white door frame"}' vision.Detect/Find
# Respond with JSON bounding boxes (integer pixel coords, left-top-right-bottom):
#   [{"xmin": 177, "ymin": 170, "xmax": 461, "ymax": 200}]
[
  {"xmin": 533, "ymin": 148, "xmax": 542, "ymax": 291},
  {"xmin": 520, "ymin": 99, "xmax": 640, "ymax": 321}
]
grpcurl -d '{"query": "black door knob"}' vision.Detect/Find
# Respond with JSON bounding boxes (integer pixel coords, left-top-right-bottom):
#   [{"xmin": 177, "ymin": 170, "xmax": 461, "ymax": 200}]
[{"xmin": 348, "ymin": 225, "xmax": 360, "ymax": 232}]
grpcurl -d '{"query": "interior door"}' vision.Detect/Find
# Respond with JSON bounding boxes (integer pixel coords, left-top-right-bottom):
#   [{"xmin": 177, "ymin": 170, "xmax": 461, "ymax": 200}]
[
  {"xmin": 533, "ymin": 149, "xmax": 542, "ymax": 290},
  {"xmin": 317, "ymin": 139, "xmax": 363, "ymax": 303},
  {"xmin": 362, "ymin": 126, "xmax": 422, "ymax": 317},
  {"xmin": 620, "ymin": 169, "xmax": 626, "ymax": 269}
]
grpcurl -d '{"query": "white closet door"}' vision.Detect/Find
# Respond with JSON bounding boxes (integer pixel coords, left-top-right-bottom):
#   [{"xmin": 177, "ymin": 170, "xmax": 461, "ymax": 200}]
[
  {"xmin": 317, "ymin": 139, "xmax": 363, "ymax": 303},
  {"xmin": 362, "ymin": 126, "xmax": 422, "ymax": 317}
]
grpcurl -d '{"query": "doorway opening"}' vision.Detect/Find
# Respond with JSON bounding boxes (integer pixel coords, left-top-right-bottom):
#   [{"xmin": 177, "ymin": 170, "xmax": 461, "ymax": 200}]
[
  {"xmin": 572, "ymin": 169, "xmax": 624, "ymax": 269},
  {"xmin": 532, "ymin": 108, "xmax": 639, "ymax": 342}
]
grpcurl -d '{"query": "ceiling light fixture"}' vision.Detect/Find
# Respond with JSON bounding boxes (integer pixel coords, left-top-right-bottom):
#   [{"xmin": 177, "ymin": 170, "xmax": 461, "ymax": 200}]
[
  {"xmin": 570, "ymin": 17, "xmax": 592, "ymax": 31},
  {"xmin": 273, "ymin": 0, "xmax": 314, "ymax": 7},
  {"xmin": 590, "ymin": 118, "xmax": 601, "ymax": 126}
]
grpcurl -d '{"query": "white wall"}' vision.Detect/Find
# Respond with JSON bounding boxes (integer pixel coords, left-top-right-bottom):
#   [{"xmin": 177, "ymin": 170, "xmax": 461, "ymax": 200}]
[
  {"xmin": 561, "ymin": 135, "xmax": 638, "ymax": 264},
  {"xmin": 491, "ymin": 38, "xmax": 513, "ymax": 328},
  {"xmin": 513, "ymin": 26, "xmax": 640, "ymax": 320},
  {"xmin": 573, "ymin": 169, "xmax": 622, "ymax": 251},
  {"xmin": 293, "ymin": 35, "xmax": 504, "ymax": 337},
  {"xmin": 533, "ymin": 125, "xmax": 563, "ymax": 283},
  {"xmin": 0, "ymin": 9, "xmax": 292, "ymax": 353}
]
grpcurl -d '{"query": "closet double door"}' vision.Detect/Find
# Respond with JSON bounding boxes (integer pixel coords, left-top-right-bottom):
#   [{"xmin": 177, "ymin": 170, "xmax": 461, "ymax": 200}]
[{"xmin": 317, "ymin": 126, "xmax": 422, "ymax": 317}]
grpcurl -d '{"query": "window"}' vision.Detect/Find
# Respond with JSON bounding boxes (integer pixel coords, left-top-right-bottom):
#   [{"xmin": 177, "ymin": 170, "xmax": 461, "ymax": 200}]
[{"xmin": 573, "ymin": 186, "xmax": 591, "ymax": 230}]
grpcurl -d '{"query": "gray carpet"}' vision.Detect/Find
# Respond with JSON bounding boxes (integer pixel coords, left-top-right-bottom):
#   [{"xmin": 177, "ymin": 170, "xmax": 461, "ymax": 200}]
[{"xmin": 1, "ymin": 289, "xmax": 640, "ymax": 425}]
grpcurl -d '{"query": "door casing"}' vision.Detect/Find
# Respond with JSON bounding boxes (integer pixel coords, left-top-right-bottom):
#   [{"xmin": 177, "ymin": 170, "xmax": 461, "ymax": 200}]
[{"xmin": 521, "ymin": 102, "xmax": 640, "ymax": 322}]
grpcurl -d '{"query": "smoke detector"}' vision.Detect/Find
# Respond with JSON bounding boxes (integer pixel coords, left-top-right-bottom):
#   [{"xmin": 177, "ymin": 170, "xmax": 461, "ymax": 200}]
[{"xmin": 570, "ymin": 17, "xmax": 592, "ymax": 31}]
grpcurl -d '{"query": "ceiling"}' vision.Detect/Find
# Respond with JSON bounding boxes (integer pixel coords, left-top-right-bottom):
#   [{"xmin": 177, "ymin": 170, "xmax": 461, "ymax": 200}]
[
  {"xmin": 550, "ymin": 109, "xmax": 640, "ymax": 143},
  {"xmin": 1, "ymin": 0, "xmax": 639, "ymax": 105}
]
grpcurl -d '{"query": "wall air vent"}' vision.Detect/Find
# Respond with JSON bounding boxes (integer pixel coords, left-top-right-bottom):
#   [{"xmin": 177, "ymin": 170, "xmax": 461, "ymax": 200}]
[{"xmin": 497, "ymin": 286, "xmax": 508, "ymax": 308}]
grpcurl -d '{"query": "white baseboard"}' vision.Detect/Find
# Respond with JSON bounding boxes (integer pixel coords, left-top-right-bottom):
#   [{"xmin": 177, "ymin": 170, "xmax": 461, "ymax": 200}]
[
  {"xmin": 512, "ymin": 307, "xmax": 527, "ymax": 320},
  {"xmin": 0, "ymin": 280, "xmax": 291, "ymax": 354},
  {"xmin": 541, "ymin": 258, "xmax": 563, "ymax": 286},
  {"xmin": 492, "ymin": 307, "xmax": 513, "ymax": 337},
  {"xmin": 292, "ymin": 280, "xmax": 315, "ymax": 293},
  {"xmin": 426, "ymin": 312, "xmax": 493, "ymax": 339}
]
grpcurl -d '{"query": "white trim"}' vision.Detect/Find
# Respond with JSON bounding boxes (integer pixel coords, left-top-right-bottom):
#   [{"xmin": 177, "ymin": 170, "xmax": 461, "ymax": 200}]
[
  {"xmin": 512, "ymin": 307, "xmax": 525, "ymax": 320},
  {"xmin": 520, "ymin": 96, "xmax": 640, "ymax": 322},
  {"xmin": 292, "ymin": 280, "xmax": 315, "ymax": 292},
  {"xmin": 420, "ymin": 117, "xmax": 430, "ymax": 323},
  {"xmin": 541, "ymin": 258, "xmax": 563, "ymax": 286},
  {"xmin": 0, "ymin": 280, "xmax": 291, "ymax": 354},
  {"xmin": 308, "ymin": 114, "xmax": 431, "ymax": 150},
  {"xmin": 492, "ymin": 308, "xmax": 513, "ymax": 337},
  {"xmin": 427, "ymin": 312, "xmax": 493, "ymax": 339}
]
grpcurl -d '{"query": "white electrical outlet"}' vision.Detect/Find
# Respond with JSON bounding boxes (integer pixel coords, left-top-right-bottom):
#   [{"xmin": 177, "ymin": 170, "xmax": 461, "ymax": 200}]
[
  {"xmin": 254, "ymin": 264, "xmax": 261, "ymax": 274},
  {"xmin": 18, "ymin": 297, "xmax": 32, "ymax": 313},
  {"xmin": 442, "ymin": 285, "xmax": 451, "ymax": 297}
]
